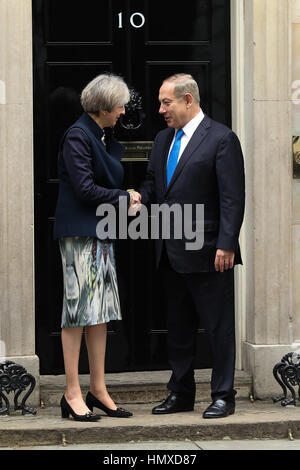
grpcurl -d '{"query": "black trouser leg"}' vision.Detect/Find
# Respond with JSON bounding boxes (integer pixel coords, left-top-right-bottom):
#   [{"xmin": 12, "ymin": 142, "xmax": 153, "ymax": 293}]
[
  {"xmin": 160, "ymin": 247, "xmax": 236, "ymax": 403},
  {"xmin": 184, "ymin": 269, "xmax": 236, "ymax": 402},
  {"xmin": 160, "ymin": 255, "xmax": 197, "ymax": 401}
]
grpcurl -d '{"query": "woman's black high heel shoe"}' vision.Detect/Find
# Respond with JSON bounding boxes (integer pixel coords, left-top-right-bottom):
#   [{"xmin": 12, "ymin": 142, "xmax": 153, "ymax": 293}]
[
  {"xmin": 86, "ymin": 391, "xmax": 133, "ymax": 418},
  {"xmin": 60, "ymin": 395, "xmax": 101, "ymax": 422}
]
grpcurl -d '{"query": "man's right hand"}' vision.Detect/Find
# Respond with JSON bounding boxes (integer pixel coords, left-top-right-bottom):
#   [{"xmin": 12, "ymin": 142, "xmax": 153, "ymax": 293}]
[{"xmin": 127, "ymin": 189, "xmax": 142, "ymax": 205}]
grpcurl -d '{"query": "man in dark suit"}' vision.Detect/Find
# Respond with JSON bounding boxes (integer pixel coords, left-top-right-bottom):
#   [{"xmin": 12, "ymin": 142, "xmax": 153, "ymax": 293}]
[{"xmin": 139, "ymin": 74, "xmax": 245, "ymax": 418}]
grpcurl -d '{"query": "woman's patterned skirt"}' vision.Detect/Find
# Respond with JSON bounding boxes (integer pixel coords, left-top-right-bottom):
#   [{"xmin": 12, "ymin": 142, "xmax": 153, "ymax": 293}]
[{"xmin": 58, "ymin": 237, "xmax": 122, "ymax": 328}]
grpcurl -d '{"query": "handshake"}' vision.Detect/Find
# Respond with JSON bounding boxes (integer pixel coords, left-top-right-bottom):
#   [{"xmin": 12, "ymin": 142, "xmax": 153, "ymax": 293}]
[{"xmin": 127, "ymin": 189, "xmax": 142, "ymax": 216}]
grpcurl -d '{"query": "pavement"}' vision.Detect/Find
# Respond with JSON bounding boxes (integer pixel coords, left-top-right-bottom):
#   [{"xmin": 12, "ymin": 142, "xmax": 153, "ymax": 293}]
[
  {"xmin": 0, "ymin": 369, "xmax": 300, "ymax": 452},
  {"xmin": 1, "ymin": 439, "xmax": 300, "ymax": 451}
]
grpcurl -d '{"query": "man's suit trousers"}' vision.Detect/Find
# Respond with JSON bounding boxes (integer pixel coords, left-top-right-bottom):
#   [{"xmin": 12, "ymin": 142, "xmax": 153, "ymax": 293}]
[{"xmin": 160, "ymin": 249, "xmax": 236, "ymax": 403}]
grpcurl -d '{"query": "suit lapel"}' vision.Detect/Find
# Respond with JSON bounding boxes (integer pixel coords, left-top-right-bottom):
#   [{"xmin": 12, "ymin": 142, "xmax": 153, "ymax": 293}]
[{"xmin": 166, "ymin": 115, "xmax": 211, "ymax": 192}]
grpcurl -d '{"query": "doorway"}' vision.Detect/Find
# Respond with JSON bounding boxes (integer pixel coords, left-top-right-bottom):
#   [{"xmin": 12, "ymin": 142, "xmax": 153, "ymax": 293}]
[{"xmin": 32, "ymin": 0, "xmax": 232, "ymax": 374}]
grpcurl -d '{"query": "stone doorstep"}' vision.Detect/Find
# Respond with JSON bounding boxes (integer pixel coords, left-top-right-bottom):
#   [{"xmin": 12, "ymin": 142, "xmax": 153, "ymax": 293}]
[
  {"xmin": 1, "ymin": 400, "xmax": 300, "ymax": 448},
  {"xmin": 40, "ymin": 369, "xmax": 253, "ymax": 407}
]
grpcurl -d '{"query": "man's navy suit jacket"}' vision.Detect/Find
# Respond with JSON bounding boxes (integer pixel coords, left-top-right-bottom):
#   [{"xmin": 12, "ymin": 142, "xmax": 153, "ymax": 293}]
[{"xmin": 139, "ymin": 115, "xmax": 245, "ymax": 273}]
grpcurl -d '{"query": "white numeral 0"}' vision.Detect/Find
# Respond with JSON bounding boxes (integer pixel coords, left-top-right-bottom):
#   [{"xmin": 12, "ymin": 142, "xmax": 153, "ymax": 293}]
[
  {"xmin": 130, "ymin": 12, "xmax": 145, "ymax": 28},
  {"xmin": 118, "ymin": 12, "xmax": 145, "ymax": 29}
]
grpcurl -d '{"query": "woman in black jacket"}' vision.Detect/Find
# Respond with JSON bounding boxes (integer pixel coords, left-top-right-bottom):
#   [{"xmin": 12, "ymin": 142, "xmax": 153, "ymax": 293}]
[{"xmin": 54, "ymin": 74, "xmax": 138, "ymax": 421}]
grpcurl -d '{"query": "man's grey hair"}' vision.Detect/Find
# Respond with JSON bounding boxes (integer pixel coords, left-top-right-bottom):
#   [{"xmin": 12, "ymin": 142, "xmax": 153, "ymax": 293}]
[
  {"xmin": 81, "ymin": 73, "xmax": 130, "ymax": 114},
  {"xmin": 163, "ymin": 73, "xmax": 200, "ymax": 105}
]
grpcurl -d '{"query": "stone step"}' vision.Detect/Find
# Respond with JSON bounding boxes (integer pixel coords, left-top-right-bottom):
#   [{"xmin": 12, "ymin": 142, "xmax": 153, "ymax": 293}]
[
  {"xmin": 1, "ymin": 399, "xmax": 300, "ymax": 448},
  {"xmin": 40, "ymin": 369, "xmax": 253, "ymax": 407}
]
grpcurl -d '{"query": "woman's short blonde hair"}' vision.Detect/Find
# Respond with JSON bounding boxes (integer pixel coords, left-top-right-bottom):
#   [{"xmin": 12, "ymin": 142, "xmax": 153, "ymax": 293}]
[{"xmin": 81, "ymin": 73, "xmax": 130, "ymax": 114}]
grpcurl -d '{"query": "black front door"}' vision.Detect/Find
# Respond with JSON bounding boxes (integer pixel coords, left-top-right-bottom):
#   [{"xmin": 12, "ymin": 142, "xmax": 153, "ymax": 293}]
[{"xmin": 33, "ymin": 0, "xmax": 231, "ymax": 374}]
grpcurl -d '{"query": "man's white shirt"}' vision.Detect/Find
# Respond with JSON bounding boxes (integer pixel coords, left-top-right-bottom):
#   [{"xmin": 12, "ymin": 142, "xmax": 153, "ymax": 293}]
[{"xmin": 167, "ymin": 109, "xmax": 205, "ymax": 162}]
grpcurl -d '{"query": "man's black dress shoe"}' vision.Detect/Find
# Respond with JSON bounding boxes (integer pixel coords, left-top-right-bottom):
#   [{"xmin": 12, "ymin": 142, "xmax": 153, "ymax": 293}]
[
  {"xmin": 152, "ymin": 393, "xmax": 194, "ymax": 415},
  {"xmin": 202, "ymin": 399, "xmax": 235, "ymax": 419}
]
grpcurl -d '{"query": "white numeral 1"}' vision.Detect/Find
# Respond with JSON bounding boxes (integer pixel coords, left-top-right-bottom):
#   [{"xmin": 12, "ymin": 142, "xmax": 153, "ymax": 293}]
[{"xmin": 118, "ymin": 12, "xmax": 123, "ymax": 28}]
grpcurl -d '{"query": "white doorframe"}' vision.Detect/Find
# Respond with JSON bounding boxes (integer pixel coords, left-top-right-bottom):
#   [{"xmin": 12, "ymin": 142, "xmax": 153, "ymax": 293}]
[{"xmin": 231, "ymin": 0, "xmax": 247, "ymax": 370}]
